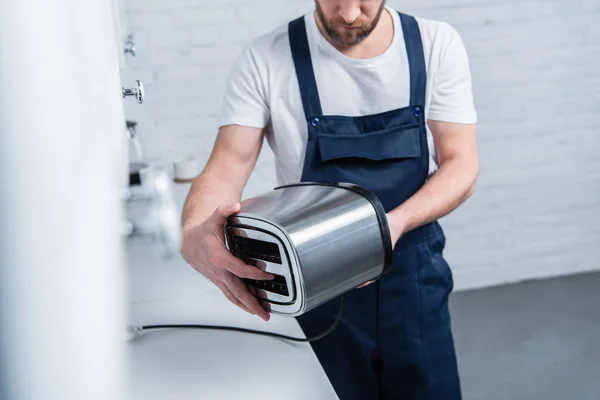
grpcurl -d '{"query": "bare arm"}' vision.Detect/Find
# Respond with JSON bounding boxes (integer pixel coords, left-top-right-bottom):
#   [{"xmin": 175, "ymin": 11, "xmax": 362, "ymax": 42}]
[
  {"xmin": 386, "ymin": 120, "xmax": 479, "ymax": 245},
  {"xmin": 181, "ymin": 124, "xmax": 265, "ymax": 231},
  {"xmin": 181, "ymin": 124, "xmax": 275, "ymax": 321}
]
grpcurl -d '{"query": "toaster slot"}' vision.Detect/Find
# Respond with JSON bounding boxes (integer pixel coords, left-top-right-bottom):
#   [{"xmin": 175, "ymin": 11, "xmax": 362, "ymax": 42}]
[
  {"xmin": 225, "ymin": 225, "xmax": 295, "ymax": 305},
  {"xmin": 231, "ymin": 235, "xmax": 282, "ymax": 265},
  {"xmin": 245, "ymin": 274, "xmax": 289, "ymax": 297}
]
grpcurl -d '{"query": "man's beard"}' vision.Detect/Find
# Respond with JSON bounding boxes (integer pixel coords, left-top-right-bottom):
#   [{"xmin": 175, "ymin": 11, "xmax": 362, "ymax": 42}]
[{"xmin": 315, "ymin": 0, "xmax": 386, "ymax": 48}]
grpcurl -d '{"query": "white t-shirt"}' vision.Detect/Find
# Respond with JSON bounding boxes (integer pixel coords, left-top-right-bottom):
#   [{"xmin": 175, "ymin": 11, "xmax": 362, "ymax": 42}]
[{"xmin": 219, "ymin": 6, "xmax": 477, "ymax": 185}]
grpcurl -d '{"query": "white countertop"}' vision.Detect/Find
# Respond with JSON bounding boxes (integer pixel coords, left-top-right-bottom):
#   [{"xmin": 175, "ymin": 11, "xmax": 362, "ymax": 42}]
[{"xmin": 125, "ymin": 182, "xmax": 338, "ymax": 400}]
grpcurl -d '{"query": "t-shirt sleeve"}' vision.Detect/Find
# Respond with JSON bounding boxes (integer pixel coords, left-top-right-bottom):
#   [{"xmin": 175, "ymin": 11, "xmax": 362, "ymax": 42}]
[
  {"xmin": 219, "ymin": 45, "xmax": 270, "ymax": 129},
  {"xmin": 427, "ymin": 23, "xmax": 477, "ymax": 124}
]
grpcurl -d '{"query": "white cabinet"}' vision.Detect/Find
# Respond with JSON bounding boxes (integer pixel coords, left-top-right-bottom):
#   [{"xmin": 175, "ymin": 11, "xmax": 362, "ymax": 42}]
[
  {"xmin": 0, "ymin": 1, "xmax": 128, "ymax": 399},
  {"xmin": 110, "ymin": 0, "xmax": 130, "ymax": 69}
]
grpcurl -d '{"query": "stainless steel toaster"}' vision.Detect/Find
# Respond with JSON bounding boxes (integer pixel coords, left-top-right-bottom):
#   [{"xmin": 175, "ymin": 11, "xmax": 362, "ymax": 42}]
[{"xmin": 224, "ymin": 182, "xmax": 392, "ymax": 317}]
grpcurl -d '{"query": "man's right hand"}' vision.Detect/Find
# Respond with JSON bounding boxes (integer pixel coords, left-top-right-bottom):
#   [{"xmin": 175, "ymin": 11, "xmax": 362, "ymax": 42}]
[{"xmin": 181, "ymin": 202, "xmax": 274, "ymax": 321}]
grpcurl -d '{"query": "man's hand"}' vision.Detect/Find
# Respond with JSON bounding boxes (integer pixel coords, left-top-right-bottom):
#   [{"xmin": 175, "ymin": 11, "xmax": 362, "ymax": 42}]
[
  {"xmin": 180, "ymin": 123, "xmax": 269, "ymax": 319},
  {"xmin": 181, "ymin": 202, "xmax": 274, "ymax": 321}
]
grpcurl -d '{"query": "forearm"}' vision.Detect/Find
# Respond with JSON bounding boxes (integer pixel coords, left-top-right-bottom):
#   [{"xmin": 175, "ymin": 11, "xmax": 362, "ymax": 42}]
[
  {"xmin": 388, "ymin": 156, "xmax": 478, "ymax": 236},
  {"xmin": 180, "ymin": 125, "xmax": 265, "ymax": 233},
  {"xmin": 181, "ymin": 167, "xmax": 244, "ymax": 233}
]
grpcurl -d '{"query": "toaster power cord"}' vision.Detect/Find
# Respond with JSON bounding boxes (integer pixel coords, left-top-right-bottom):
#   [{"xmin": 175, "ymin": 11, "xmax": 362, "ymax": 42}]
[{"xmin": 127, "ymin": 294, "xmax": 345, "ymax": 343}]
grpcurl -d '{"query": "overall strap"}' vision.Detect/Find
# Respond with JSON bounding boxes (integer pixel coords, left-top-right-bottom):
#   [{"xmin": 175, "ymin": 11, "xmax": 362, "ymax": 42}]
[
  {"xmin": 398, "ymin": 13, "xmax": 427, "ymax": 107},
  {"xmin": 288, "ymin": 16, "xmax": 323, "ymax": 118}
]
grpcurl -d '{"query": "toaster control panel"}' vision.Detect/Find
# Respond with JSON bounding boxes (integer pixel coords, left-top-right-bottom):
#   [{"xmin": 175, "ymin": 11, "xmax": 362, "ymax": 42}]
[{"xmin": 244, "ymin": 274, "xmax": 289, "ymax": 297}]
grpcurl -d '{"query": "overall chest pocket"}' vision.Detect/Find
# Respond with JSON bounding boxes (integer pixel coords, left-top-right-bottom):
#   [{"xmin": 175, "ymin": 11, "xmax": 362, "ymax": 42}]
[{"xmin": 317, "ymin": 125, "xmax": 422, "ymax": 162}]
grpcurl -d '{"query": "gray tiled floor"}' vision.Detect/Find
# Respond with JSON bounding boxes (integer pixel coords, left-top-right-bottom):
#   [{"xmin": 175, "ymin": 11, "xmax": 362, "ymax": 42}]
[{"xmin": 450, "ymin": 272, "xmax": 600, "ymax": 400}]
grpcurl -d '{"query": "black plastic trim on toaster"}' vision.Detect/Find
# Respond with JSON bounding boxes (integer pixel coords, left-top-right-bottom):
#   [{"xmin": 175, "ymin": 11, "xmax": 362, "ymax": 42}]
[{"xmin": 274, "ymin": 182, "xmax": 394, "ymax": 276}]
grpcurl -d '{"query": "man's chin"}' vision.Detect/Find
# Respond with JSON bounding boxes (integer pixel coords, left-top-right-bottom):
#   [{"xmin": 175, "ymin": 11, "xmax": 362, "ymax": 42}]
[
  {"xmin": 329, "ymin": 31, "xmax": 357, "ymax": 45},
  {"xmin": 338, "ymin": 37, "xmax": 366, "ymax": 48}
]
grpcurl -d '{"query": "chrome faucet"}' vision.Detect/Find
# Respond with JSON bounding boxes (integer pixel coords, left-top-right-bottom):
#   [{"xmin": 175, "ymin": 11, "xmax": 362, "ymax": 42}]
[{"xmin": 122, "ymin": 80, "xmax": 144, "ymax": 104}]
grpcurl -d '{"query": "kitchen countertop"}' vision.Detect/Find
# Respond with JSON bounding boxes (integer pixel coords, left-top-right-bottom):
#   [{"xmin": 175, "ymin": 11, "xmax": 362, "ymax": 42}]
[{"xmin": 125, "ymin": 182, "xmax": 339, "ymax": 400}]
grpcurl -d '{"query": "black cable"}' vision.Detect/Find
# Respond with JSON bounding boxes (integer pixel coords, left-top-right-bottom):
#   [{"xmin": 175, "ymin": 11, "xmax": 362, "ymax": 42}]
[{"xmin": 139, "ymin": 294, "xmax": 345, "ymax": 343}]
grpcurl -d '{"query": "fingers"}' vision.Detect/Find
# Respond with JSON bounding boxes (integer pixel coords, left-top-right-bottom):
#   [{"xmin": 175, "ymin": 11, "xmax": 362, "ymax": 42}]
[
  {"xmin": 226, "ymin": 258, "xmax": 275, "ymax": 280},
  {"xmin": 218, "ymin": 282, "xmax": 255, "ymax": 315},
  {"xmin": 226, "ymin": 275, "xmax": 270, "ymax": 321},
  {"xmin": 209, "ymin": 252, "xmax": 274, "ymax": 280},
  {"xmin": 220, "ymin": 278, "xmax": 269, "ymax": 321},
  {"xmin": 212, "ymin": 203, "xmax": 240, "ymax": 220},
  {"xmin": 208, "ymin": 203, "xmax": 274, "ymax": 281}
]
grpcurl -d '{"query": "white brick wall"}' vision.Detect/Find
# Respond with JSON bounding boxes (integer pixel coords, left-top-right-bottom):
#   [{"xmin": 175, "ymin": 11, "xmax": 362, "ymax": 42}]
[{"xmin": 121, "ymin": 0, "xmax": 600, "ymax": 291}]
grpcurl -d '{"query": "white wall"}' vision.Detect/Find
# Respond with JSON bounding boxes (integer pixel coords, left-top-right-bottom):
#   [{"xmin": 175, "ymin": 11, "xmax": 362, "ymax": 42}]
[{"xmin": 121, "ymin": 0, "xmax": 600, "ymax": 291}]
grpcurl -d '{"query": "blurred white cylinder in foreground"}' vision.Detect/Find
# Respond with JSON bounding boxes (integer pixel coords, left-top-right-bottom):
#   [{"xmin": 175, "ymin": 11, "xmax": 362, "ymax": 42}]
[{"xmin": 0, "ymin": 0, "xmax": 127, "ymax": 399}]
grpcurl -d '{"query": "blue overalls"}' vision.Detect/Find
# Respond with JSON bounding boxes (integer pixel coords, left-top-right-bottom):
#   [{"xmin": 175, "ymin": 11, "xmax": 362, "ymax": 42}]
[{"xmin": 290, "ymin": 12, "xmax": 462, "ymax": 400}]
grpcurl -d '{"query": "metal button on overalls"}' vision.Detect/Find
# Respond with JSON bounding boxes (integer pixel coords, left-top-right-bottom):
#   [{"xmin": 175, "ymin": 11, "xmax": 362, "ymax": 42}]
[{"xmin": 290, "ymin": 12, "xmax": 462, "ymax": 400}]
